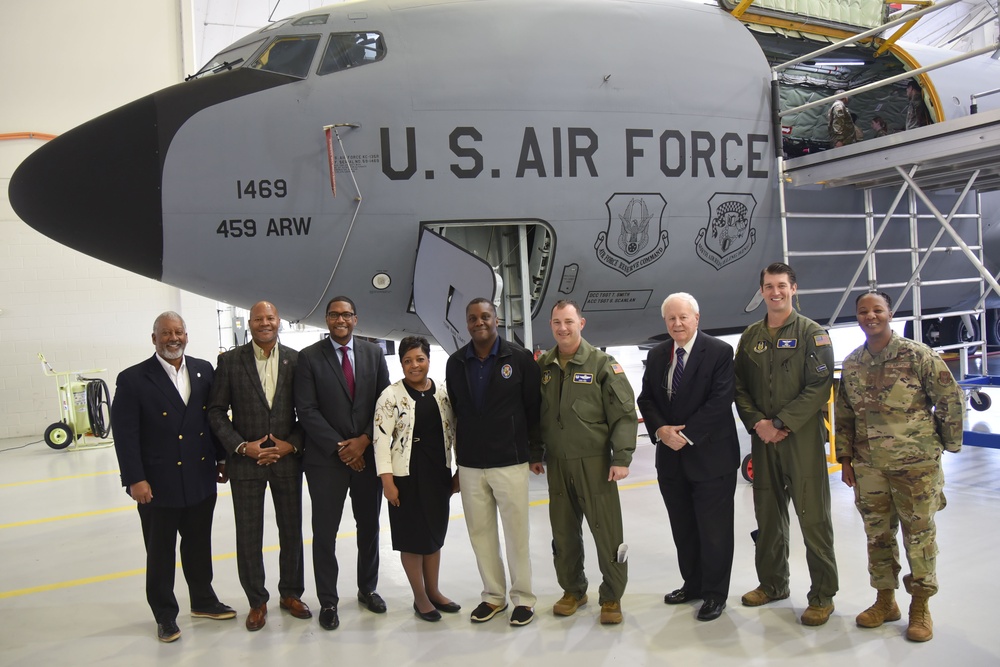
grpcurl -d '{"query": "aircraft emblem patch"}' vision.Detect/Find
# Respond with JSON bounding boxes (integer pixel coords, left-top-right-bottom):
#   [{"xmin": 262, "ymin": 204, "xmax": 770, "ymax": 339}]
[
  {"xmin": 695, "ymin": 193, "xmax": 757, "ymax": 270},
  {"xmin": 501, "ymin": 364, "xmax": 512, "ymax": 379},
  {"xmin": 595, "ymin": 193, "xmax": 669, "ymax": 276},
  {"xmin": 573, "ymin": 373, "xmax": 594, "ymax": 384},
  {"xmin": 777, "ymin": 339, "xmax": 797, "ymax": 349}
]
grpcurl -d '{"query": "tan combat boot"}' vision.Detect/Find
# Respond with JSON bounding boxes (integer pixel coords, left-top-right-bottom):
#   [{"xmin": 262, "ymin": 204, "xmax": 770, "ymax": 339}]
[
  {"xmin": 906, "ymin": 594, "xmax": 933, "ymax": 642},
  {"xmin": 856, "ymin": 589, "xmax": 901, "ymax": 628}
]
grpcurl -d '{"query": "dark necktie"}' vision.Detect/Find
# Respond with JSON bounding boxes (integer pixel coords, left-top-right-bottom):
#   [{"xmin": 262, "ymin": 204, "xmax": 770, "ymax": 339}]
[
  {"xmin": 671, "ymin": 348, "xmax": 685, "ymax": 397},
  {"xmin": 340, "ymin": 346, "xmax": 355, "ymax": 399}
]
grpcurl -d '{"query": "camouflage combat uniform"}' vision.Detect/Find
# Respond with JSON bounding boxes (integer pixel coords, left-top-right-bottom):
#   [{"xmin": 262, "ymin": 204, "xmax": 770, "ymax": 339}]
[
  {"xmin": 734, "ymin": 310, "xmax": 838, "ymax": 607},
  {"xmin": 835, "ymin": 332, "xmax": 963, "ymax": 596},
  {"xmin": 828, "ymin": 100, "xmax": 857, "ymax": 147}
]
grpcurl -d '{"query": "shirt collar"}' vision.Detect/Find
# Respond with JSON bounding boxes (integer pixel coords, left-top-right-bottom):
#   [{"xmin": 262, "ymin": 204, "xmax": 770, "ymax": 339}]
[
  {"xmin": 674, "ymin": 331, "xmax": 697, "ymax": 357},
  {"xmin": 330, "ymin": 336, "xmax": 353, "ymax": 351},
  {"xmin": 466, "ymin": 336, "xmax": 500, "ymax": 360},
  {"xmin": 155, "ymin": 353, "xmax": 186, "ymax": 375},
  {"xmin": 252, "ymin": 340, "xmax": 278, "ymax": 360}
]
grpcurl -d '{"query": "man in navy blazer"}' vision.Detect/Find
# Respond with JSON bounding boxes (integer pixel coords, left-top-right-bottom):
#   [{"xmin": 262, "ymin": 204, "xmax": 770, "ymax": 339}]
[
  {"xmin": 208, "ymin": 301, "xmax": 310, "ymax": 631},
  {"xmin": 637, "ymin": 293, "xmax": 740, "ymax": 622},
  {"xmin": 112, "ymin": 311, "xmax": 235, "ymax": 643},
  {"xmin": 295, "ymin": 296, "xmax": 390, "ymax": 630}
]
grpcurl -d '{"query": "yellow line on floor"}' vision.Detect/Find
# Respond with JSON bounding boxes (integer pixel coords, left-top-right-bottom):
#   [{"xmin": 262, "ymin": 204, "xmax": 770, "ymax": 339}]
[
  {"xmin": 0, "ymin": 491, "xmax": 233, "ymax": 530},
  {"xmin": 0, "ymin": 470, "xmax": 120, "ymax": 489},
  {"xmin": 0, "ymin": 532, "xmax": 352, "ymax": 600},
  {"xmin": 0, "ymin": 481, "xmax": 659, "ymax": 599}
]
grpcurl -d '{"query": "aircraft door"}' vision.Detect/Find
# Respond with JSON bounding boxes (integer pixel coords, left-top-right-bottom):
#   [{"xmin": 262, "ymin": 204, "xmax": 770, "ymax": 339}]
[{"xmin": 412, "ymin": 229, "xmax": 498, "ymax": 355}]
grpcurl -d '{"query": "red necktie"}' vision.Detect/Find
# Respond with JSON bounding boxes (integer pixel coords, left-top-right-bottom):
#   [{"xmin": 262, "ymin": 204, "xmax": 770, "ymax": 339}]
[{"xmin": 340, "ymin": 346, "xmax": 355, "ymax": 399}]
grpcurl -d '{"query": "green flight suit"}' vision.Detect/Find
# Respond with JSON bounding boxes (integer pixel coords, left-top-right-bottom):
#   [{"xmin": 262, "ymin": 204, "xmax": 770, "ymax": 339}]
[
  {"xmin": 734, "ymin": 309, "xmax": 838, "ymax": 606},
  {"xmin": 538, "ymin": 339, "xmax": 636, "ymax": 604}
]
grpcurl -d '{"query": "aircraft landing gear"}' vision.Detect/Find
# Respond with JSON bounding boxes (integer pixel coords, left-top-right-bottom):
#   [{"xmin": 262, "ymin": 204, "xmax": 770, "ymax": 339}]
[{"xmin": 904, "ymin": 315, "xmax": 979, "ymax": 347}]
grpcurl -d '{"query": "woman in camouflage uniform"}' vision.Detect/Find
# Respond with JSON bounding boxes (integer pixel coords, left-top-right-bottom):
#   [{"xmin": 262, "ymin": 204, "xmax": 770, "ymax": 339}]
[{"xmin": 835, "ymin": 292, "xmax": 964, "ymax": 642}]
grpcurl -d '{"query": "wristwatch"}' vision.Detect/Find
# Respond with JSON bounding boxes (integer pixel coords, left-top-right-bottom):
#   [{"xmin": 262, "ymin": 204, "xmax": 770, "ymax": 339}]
[{"xmin": 771, "ymin": 417, "xmax": 785, "ymax": 430}]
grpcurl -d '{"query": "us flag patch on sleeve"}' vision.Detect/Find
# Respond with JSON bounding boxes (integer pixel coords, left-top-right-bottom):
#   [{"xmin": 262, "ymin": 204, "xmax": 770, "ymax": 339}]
[
  {"xmin": 814, "ymin": 334, "xmax": 831, "ymax": 346},
  {"xmin": 611, "ymin": 364, "xmax": 625, "ymax": 374}
]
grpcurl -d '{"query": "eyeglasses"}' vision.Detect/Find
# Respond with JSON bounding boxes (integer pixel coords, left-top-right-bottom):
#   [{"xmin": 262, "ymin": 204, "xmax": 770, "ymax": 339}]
[{"xmin": 326, "ymin": 311, "xmax": 356, "ymax": 321}]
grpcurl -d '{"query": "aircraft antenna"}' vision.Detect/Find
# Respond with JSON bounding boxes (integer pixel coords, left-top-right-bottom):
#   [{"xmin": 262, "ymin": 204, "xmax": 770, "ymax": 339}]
[{"xmin": 299, "ymin": 123, "xmax": 364, "ymax": 322}]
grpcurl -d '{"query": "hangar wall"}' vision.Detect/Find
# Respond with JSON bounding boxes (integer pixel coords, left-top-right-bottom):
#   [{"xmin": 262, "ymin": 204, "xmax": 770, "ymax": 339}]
[{"xmin": 0, "ymin": 0, "xmax": 219, "ymax": 439}]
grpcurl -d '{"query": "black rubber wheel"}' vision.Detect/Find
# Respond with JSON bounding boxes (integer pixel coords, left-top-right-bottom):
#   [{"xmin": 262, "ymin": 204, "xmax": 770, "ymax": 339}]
[
  {"xmin": 741, "ymin": 453, "xmax": 753, "ymax": 482},
  {"xmin": 986, "ymin": 309, "xmax": 1000, "ymax": 346},
  {"xmin": 942, "ymin": 315, "xmax": 979, "ymax": 347},
  {"xmin": 44, "ymin": 422, "xmax": 74, "ymax": 450},
  {"xmin": 971, "ymin": 390, "xmax": 992, "ymax": 412}
]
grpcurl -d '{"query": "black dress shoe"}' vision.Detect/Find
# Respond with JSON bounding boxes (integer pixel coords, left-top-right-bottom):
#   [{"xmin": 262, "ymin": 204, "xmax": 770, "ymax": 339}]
[
  {"xmin": 358, "ymin": 591, "xmax": 387, "ymax": 614},
  {"xmin": 431, "ymin": 599, "xmax": 461, "ymax": 614},
  {"xmin": 157, "ymin": 619, "xmax": 181, "ymax": 643},
  {"xmin": 664, "ymin": 588, "xmax": 701, "ymax": 605},
  {"xmin": 413, "ymin": 603, "xmax": 442, "ymax": 622},
  {"xmin": 697, "ymin": 599, "xmax": 726, "ymax": 622},
  {"xmin": 191, "ymin": 601, "xmax": 237, "ymax": 620},
  {"xmin": 319, "ymin": 606, "xmax": 339, "ymax": 630}
]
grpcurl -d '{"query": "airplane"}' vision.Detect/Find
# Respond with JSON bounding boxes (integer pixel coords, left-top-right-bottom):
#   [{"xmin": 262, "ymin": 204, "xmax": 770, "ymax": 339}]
[{"xmin": 8, "ymin": 0, "xmax": 1000, "ymax": 354}]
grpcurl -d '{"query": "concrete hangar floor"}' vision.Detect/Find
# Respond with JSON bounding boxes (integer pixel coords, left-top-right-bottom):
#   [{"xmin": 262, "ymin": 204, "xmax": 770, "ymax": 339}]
[{"xmin": 1, "ymin": 347, "xmax": 999, "ymax": 666}]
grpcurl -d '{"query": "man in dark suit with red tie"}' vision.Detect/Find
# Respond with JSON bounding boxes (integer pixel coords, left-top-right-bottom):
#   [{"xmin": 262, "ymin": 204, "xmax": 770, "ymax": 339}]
[
  {"xmin": 112, "ymin": 311, "xmax": 236, "ymax": 643},
  {"xmin": 637, "ymin": 293, "xmax": 740, "ymax": 622},
  {"xmin": 295, "ymin": 296, "xmax": 391, "ymax": 630},
  {"xmin": 208, "ymin": 301, "xmax": 311, "ymax": 631}
]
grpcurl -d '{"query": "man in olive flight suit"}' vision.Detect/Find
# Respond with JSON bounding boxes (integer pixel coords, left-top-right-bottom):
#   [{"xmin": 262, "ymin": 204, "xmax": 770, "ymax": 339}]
[
  {"xmin": 532, "ymin": 300, "xmax": 637, "ymax": 626},
  {"xmin": 734, "ymin": 262, "xmax": 838, "ymax": 626}
]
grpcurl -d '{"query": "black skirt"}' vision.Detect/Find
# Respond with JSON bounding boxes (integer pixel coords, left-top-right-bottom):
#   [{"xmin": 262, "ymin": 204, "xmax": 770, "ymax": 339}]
[{"xmin": 387, "ymin": 381, "xmax": 451, "ymax": 554}]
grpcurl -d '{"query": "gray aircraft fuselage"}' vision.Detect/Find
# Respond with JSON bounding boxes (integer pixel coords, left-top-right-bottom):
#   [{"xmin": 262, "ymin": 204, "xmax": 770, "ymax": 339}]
[{"xmin": 9, "ymin": 0, "xmax": 1000, "ymax": 350}]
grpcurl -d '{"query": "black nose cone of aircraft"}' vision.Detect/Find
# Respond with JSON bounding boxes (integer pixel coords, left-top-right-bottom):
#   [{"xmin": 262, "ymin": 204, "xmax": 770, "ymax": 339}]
[
  {"xmin": 9, "ymin": 95, "xmax": 164, "ymax": 280},
  {"xmin": 9, "ymin": 69, "xmax": 296, "ymax": 281}
]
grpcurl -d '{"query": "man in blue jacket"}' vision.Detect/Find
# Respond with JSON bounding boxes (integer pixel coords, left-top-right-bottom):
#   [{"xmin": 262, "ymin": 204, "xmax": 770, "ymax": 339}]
[
  {"xmin": 446, "ymin": 298, "xmax": 541, "ymax": 627},
  {"xmin": 112, "ymin": 312, "xmax": 235, "ymax": 643}
]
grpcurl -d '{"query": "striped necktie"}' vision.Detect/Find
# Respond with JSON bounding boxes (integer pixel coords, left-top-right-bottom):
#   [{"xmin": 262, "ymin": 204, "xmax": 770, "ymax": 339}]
[{"xmin": 671, "ymin": 347, "xmax": 685, "ymax": 397}]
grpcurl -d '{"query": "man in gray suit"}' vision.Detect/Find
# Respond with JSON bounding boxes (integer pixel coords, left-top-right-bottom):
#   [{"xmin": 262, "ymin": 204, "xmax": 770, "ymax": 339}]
[
  {"xmin": 208, "ymin": 301, "xmax": 311, "ymax": 631},
  {"xmin": 295, "ymin": 295, "xmax": 391, "ymax": 630}
]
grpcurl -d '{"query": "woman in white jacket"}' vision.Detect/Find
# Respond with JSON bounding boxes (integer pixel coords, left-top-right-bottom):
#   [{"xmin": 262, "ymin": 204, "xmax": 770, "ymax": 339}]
[{"xmin": 374, "ymin": 336, "xmax": 459, "ymax": 622}]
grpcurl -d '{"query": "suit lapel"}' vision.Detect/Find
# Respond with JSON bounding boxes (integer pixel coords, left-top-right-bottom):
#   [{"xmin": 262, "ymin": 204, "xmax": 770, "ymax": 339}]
[
  {"xmin": 272, "ymin": 344, "xmax": 293, "ymax": 406},
  {"xmin": 145, "ymin": 355, "xmax": 187, "ymax": 412},
  {"xmin": 240, "ymin": 344, "xmax": 270, "ymax": 408},
  {"xmin": 322, "ymin": 339, "xmax": 351, "ymax": 398},
  {"xmin": 675, "ymin": 336, "xmax": 707, "ymax": 395}
]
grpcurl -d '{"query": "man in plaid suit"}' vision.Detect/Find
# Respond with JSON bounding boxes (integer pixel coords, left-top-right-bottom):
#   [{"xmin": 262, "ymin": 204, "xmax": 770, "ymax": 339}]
[{"xmin": 208, "ymin": 301, "xmax": 311, "ymax": 631}]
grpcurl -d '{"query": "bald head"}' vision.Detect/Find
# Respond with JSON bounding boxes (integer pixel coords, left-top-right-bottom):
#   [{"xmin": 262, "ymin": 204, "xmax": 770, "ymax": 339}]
[{"xmin": 249, "ymin": 301, "xmax": 280, "ymax": 351}]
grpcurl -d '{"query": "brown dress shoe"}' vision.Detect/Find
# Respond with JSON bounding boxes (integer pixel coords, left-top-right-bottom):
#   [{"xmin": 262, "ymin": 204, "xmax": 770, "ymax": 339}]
[
  {"xmin": 280, "ymin": 596, "xmax": 313, "ymax": 619},
  {"xmin": 246, "ymin": 604, "xmax": 266, "ymax": 631}
]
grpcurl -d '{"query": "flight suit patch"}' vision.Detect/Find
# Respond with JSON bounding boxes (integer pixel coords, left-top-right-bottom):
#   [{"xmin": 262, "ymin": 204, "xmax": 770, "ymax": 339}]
[
  {"xmin": 814, "ymin": 333, "xmax": 832, "ymax": 346},
  {"xmin": 542, "ymin": 370, "xmax": 552, "ymax": 385},
  {"xmin": 611, "ymin": 363, "xmax": 624, "ymax": 374},
  {"xmin": 501, "ymin": 364, "xmax": 512, "ymax": 379},
  {"xmin": 753, "ymin": 340, "xmax": 769, "ymax": 353},
  {"xmin": 573, "ymin": 373, "xmax": 594, "ymax": 384},
  {"xmin": 777, "ymin": 338, "xmax": 797, "ymax": 348}
]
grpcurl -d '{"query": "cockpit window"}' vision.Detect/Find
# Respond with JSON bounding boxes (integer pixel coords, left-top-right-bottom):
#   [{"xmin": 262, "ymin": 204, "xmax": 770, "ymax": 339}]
[
  {"xmin": 293, "ymin": 14, "xmax": 329, "ymax": 26},
  {"xmin": 249, "ymin": 35, "xmax": 321, "ymax": 79},
  {"xmin": 260, "ymin": 19, "xmax": 290, "ymax": 33},
  {"xmin": 318, "ymin": 32, "xmax": 385, "ymax": 75},
  {"xmin": 191, "ymin": 38, "xmax": 268, "ymax": 79}
]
